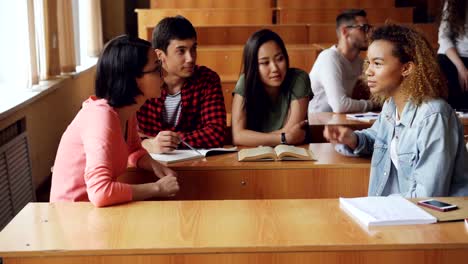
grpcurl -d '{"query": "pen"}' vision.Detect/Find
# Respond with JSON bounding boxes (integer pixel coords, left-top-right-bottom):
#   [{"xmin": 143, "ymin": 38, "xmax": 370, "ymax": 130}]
[
  {"xmin": 354, "ymin": 114, "xmax": 378, "ymax": 118},
  {"xmin": 180, "ymin": 139, "xmax": 203, "ymax": 156}
]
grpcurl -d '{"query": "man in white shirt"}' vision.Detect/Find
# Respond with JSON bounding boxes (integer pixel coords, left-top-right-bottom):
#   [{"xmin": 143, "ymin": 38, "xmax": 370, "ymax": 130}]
[{"xmin": 308, "ymin": 9, "xmax": 374, "ymax": 113}]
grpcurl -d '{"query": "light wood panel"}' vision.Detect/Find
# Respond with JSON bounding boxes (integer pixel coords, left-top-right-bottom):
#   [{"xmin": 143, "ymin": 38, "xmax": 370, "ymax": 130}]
[
  {"xmin": 197, "ymin": 45, "xmax": 322, "ymax": 76},
  {"xmin": 307, "ymin": 23, "xmax": 438, "ymax": 46},
  {"xmin": 278, "ymin": 7, "xmax": 414, "ymax": 24},
  {"xmin": 413, "ymin": 23, "xmax": 438, "ymax": 45},
  {"xmin": 136, "ymin": 8, "xmax": 274, "ymax": 38},
  {"xmin": 194, "ymin": 24, "xmax": 309, "ymax": 45},
  {"xmin": 150, "ymin": 0, "xmax": 273, "ymax": 9},
  {"xmin": 119, "ymin": 143, "xmax": 371, "ymax": 199},
  {"xmin": 146, "ymin": 24, "xmax": 309, "ymax": 44},
  {"xmin": 221, "ymin": 76, "xmax": 236, "ymax": 112},
  {"xmin": 144, "ymin": 23, "xmax": 436, "ymax": 47},
  {"xmin": 4, "ymin": 251, "xmax": 468, "ymax": 264},
  {"xmin": 2, "ymin": 198, "xmax": 468, "ymax": 263},
  {"xmin": 277, "ymin": 0, "xmax": 397, "ymax": 8}
]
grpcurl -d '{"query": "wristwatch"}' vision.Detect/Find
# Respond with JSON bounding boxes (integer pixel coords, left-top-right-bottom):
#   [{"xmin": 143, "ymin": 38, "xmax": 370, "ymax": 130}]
[{"xmin": 280, "ymin": 132, "xmax": 287, "ymax": 145}]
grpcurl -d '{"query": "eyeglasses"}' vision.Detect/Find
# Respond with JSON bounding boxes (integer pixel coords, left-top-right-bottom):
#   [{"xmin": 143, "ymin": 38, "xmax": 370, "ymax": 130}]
[
  {"xmin": 346, "ymin": 24, "xmax": 372, "ymax": 33},
  {"xmin": 142, "ymin": 59, "xmax": 163, "ymax": 78}
]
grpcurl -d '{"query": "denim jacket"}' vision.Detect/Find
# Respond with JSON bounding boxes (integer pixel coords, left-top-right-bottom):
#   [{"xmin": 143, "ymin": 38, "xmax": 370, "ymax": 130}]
[{"xmin": 353, "ymin": 98, "xmax": 468, "ymax": 197}]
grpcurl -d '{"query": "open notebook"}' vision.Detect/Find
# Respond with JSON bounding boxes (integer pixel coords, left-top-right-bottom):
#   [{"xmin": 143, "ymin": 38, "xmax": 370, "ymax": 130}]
[
  {"xmin": 340, "ymin": 196, "xmax": 437, "ymax": 227},
  {"xmin": 149, "ymin": 147, "xmax": 238, "ymax": 164}
]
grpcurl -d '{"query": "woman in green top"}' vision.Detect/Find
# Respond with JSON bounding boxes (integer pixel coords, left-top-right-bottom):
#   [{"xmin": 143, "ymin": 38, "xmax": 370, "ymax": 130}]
[{"xmin": 232, "ymin": 29, "xmax": 312, "ymax": 146}]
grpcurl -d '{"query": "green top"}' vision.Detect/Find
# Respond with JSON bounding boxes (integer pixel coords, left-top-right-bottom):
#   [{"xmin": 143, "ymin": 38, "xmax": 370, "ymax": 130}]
[{"xmin": 233, "ymin": 68, "xmax": 312, "ymax": 132}]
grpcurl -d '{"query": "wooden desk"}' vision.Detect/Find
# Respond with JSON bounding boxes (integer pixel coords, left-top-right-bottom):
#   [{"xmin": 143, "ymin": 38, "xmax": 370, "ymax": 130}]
[
  {"xmin": 120, "ymin": 143, "xmax": 370, "ymax": 199},
  {"xmin": 2, "ymin": 198, "xmax": 468, "ymax": 264},
  {"xmin": 308, "ymin": 112, "xmax": 373, "ymax": 143},
  {"xmin": 309, "ymin": 112, "xmax": 468, "ymax": 142}
]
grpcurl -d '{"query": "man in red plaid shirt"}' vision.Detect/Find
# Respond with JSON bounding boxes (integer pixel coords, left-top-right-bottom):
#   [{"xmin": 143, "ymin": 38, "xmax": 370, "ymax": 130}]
[{"xmin": 137, "ymin": 16, "xmax": 226, "ymax": 153}]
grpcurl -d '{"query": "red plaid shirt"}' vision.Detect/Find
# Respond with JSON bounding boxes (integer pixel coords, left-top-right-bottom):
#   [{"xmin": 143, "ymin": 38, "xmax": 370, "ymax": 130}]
[{"xmin": 137, "ymin": 65, "xmax": 226, "ymax": 148}]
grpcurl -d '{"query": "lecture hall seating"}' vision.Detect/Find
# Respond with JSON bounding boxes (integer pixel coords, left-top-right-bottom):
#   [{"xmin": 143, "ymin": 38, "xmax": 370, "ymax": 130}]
[
  {"xmin": 277, "ymin": 7, "xmax": 414, "ymax": 24},
  {"xmin": 138, "ymin": 0, "xmax": 439, "ymax": 113},
  {"xmin": 136, "ymin": 8, "xmax": 274, "ymax": 38},
  {"xmin": 150, "ymin": 0, "xmax": 274, "ymax": 9}
]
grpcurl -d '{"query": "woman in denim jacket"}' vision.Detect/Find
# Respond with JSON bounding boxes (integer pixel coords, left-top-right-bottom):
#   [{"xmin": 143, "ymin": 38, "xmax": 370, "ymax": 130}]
[{"xmin": 324, "ymin": 24, "xmax": 468, "ymax": 197}]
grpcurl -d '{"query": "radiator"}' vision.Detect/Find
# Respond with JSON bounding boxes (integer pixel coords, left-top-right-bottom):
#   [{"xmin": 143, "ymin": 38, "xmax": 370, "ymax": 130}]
[{"xmin": 0, "ymin": 118, "xmax": 35, "ymax": 230}]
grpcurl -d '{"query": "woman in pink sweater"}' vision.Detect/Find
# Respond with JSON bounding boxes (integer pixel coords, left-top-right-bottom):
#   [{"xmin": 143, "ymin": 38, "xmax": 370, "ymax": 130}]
[{"xmin": 50, "ymin": 35, "xmax": 179, "ymax": 207}]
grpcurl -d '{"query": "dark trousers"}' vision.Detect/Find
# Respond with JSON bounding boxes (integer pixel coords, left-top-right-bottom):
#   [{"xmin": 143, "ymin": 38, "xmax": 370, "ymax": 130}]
[{"xmin": 437, "ymin": 54, "xmax": 468, "ymax": 110}]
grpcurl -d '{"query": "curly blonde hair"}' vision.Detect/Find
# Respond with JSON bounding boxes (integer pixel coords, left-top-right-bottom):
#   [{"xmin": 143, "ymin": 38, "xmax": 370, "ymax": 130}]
[{"xmin": 367, "ymin": 24, "xmax": 447, "ymax": 105}]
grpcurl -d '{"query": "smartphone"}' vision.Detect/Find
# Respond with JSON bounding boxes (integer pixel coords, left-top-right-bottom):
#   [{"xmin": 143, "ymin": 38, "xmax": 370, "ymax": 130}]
[{"xmin": 417, "ymin": 199, "xmax": 458, "ymax": 212}]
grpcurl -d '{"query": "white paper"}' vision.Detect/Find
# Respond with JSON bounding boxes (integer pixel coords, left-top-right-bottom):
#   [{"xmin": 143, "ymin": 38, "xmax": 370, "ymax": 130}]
[
  {"xmin": 340, "ymin": 196, "xmax": 437, "ymax": 227},
  {"xmin": 150, "ymin": 150, "xmax": 203, "ymax": 163},
  {"xmin": 150, "ymin": 147, "xmax": 238, "ymax": 164},
  {"xmin": 346, "ymin": 112, "xmax": 379, "ymax": 123}
]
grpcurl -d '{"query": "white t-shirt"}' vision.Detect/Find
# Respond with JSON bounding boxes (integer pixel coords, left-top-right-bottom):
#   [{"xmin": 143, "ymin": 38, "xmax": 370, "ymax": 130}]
[
  {"xmin": 390, "ymin": 110, "xmax": 401, "ymax": 171},
  {"xmin": 385, "ymin": 110, "xmax": 402, "ymax": 196},
  {"xmin": 437, "ymin": 1, "xmax": 468, "ymax": 57},
  {"xmin": 308, "ymin": 45, "xmax": 373, "ymax": 113}
]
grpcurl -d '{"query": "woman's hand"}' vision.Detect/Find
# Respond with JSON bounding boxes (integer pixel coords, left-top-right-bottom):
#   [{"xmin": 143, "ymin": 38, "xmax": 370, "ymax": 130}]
[
  {"xmin": 151, "ymin": 159, "xmax": 177, "ymax": 179},
  {"xmin": 323, "ymin": 125, "xmax": 358, "ymax": 149},
  {"xmin": 284, "ymin": 120, "xmax": 308, "ymax": 145},
  {"xmin": 151, "ymin": 160, "xmax": 179, "ymax": 197},
  {"xmin": 154, "ymin": 175, "xmax": 179, "ymax": 197},
  {"xmin": 456, "ymin": 66, "xmax": 468, "ymax": 92}
]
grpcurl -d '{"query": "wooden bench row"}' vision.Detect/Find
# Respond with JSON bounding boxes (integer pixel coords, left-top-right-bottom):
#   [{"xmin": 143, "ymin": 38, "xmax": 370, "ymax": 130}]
[
  {"xmin": 150, "ymin": 0, "xmax": 398, "ymax": 9},
  {"xmin": 136, "ymin": 7, "xmax": 415, "ymax": 38},
  {"xmin": 143, "ymin": 23, "xmax": 437, "ymax": 47}
]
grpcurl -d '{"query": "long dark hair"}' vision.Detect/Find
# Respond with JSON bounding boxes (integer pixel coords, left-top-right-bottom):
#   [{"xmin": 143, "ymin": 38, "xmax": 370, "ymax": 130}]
[
  {"xmin": 242, "ymin": 29, "xmax": 290, "ymax": 131},
  {"xmin": 95, "ymin": 35, "xmax": 151, "ymax": 107},
  {"xmin": 440, "ymin": 0, "xmax": 466, "ymax": 43}
]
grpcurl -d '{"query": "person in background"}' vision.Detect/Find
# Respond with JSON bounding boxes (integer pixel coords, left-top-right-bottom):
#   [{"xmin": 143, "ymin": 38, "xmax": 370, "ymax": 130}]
[
  {"xmin": 437, "ymin": 0, "xmax": 468, "ymax": 110},
  {"xmin": 308, "ymin": 9, "xmax": 375, "ymax": 113},
  {"xmin": 231, "ymin": 29, "xmax": 312, "ymax": 146},
  {"xmin": 50, "ymin": 35, "xmax": 179, "ymax": 207},
  {"xmin": 324, "ymin": 24, "xmax": 468, "ymax": 197},
  {"xmin": 137, "ymin": 16, "xmax": 226, "ymax": 153}
]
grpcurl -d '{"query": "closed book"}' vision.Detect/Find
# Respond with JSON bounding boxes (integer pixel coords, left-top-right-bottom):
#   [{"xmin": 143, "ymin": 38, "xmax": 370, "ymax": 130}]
[{"xmin": 340, "ymin": 196, "xmax": 437, "ymax": 227}]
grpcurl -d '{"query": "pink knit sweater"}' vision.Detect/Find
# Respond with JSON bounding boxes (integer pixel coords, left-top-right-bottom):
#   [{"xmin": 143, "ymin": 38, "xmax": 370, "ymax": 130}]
[{"xmin": 50, "ymin": 96, "xmax": 147, "ymax": 207}]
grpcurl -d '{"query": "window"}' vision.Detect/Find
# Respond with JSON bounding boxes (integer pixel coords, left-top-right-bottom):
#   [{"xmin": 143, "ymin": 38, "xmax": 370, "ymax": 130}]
[
  {"xmin": 0, "ymin": 1, "xmax": 35, "ymax": 89},
  {"xmin": 0, "ymin": 0, "xmax": 103, "ymax": 114}
]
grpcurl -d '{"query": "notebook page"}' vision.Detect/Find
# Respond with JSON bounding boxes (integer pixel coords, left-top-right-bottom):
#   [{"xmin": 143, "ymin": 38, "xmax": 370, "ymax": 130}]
[
  {"xmin": 149, "ymin": 150, "xmax": 203, "ymax": 164},
  {"xmin": 340, "ymin": 196, "xmax": 437, "ymax": 227}
]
